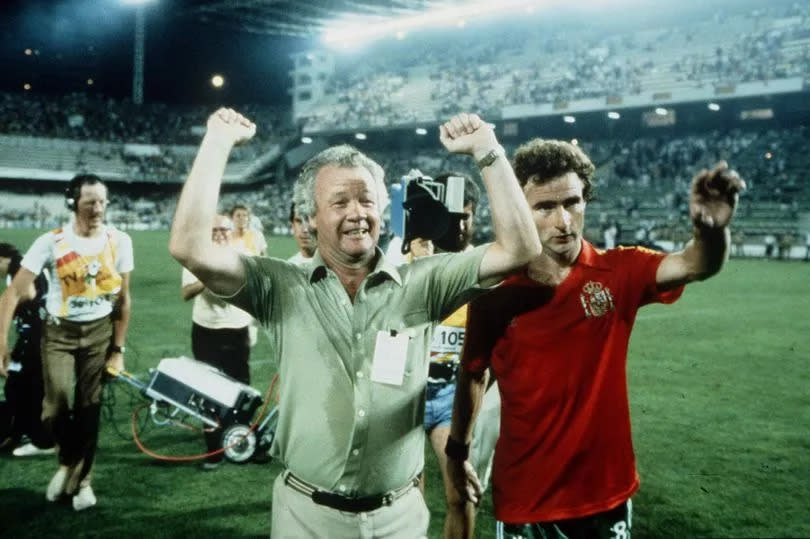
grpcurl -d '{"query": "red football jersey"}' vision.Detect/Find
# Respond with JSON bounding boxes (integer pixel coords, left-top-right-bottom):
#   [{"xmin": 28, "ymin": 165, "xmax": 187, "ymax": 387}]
[{"xmin": 463, "ymin": 242, "xmax": 683, "ymax": 523}]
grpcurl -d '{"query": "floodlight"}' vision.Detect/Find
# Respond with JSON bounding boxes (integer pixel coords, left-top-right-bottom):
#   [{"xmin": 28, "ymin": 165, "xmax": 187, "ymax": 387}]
[
  {"xmin": 323, "ymin": 0, "xmax": 545, "ymax": 47},
  {"xmin": 415, "ymin": 128, "xmax": 428, "ymax": 135},
  {"xmin": 23, "ymin": 83, "xmax": 31, "ymax": 90},
  {"xmin": 607, "ymin": 111, "xmax": 621, "ymax": 120},
  {"xmin": 355, "ymin": 133, "xmax": 367, "ymax": 141},
  {"xmin": 301, "ymin": 137, "xmax": 313, "ymax": 144},
  {"xmin": 571, "ymin": 138, "xmax": 579, "ymax": 146},
  {"xmin": 655, "ymin": 107, "xmax": 668, "ymax": 116},
  {"xmin": 708, "ymin": 103, "xmax": 720, "ymax": 111},
  {"xmin": 24, "ymin": 48, "xmax": 32, "ymax": 56},
  {"xmin": 764, "ymin": 152, "xmax": 772, "ymax": 160},
  {"xmin": 563, "ymin": 115, "xmax": 576, "ymax": 124},
  {"xmin": 87, "ymin": 78, "xmax": 94, "ymax": 86},
  {"xmin": 211, "ymin": 74, "xmax": 225, "ymax": 88}
]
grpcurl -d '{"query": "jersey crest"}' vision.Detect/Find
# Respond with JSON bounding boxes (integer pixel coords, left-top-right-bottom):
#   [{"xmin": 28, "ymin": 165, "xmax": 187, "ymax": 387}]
[{"xmin": 580, "ymin": 280, "xmax": 615, "ymax": 318}]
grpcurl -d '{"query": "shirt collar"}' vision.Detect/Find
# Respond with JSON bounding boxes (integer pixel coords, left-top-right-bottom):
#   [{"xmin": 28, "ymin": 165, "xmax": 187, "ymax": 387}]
[
  {"xmin": 576, "ymin": 240, "xmax": 611, "ymax": 271},
  {"xmin": 306, "ymin": 247, "xmax": 403, "ymax": 287}
]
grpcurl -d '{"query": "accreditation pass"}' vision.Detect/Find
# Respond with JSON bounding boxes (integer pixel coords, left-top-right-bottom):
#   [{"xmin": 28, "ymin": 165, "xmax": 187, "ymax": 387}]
[{"xmin": 370, "ymin": 330, "xmax": 409, "ymax": 386}]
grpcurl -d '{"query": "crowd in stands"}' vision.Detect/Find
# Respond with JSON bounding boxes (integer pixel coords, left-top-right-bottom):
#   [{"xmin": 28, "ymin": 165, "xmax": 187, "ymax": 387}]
[
  {"xmin": 0, "ymin": 91, "xmax": 296, "ymax": 182},
  {"xmin": 0, "ymin": 91, "xmax": 293, "ymax": 148},
  {"xmin": 2, "ymin": 125, "xmax": 808, "ymax": 257},
  {"xmin": 300, "ymin": 2, "xmax": 810, "ymax": 132},
  {"xmin": 1, "ymin": 1, "xmax": 808, "ymax": 257}
]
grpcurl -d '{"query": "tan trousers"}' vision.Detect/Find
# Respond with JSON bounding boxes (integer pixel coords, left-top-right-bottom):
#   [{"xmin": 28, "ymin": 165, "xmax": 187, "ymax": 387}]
[
  {"xmin": 41, "ymin": 316, "xmax": 112, "ymax": 493},
  {"xmin": 271, "ymin": 472, "xmax": 429, "ymax": 539}
]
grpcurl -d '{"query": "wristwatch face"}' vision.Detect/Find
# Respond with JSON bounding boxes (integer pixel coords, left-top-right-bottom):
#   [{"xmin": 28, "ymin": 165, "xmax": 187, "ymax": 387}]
[{"xmin": 477, "ymin": 149, "xmax": 499, "ymax": 169}]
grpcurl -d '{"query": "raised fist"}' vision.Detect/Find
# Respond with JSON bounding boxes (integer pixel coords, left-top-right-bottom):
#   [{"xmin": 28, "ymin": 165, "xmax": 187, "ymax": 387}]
[
  {"xmin": 439, "ymin": 112, "xmax": 498, "ymax": 158},
  {"xmin": 206, "ymin": 108, "xmax": 257, "ymax": 147},
  {"xmin": 689, "ymin": 161, "xmax": 746, "ymax": 229}
]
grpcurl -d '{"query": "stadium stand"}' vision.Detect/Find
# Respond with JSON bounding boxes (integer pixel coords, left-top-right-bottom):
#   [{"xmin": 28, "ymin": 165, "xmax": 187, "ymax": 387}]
[
  {"xmin": 1, "ymin": 2, "xmax": 808, "ymax": 256},
  {"xmin": 296, "ymin": 3, "xmax": 810, "ymax": 132}
]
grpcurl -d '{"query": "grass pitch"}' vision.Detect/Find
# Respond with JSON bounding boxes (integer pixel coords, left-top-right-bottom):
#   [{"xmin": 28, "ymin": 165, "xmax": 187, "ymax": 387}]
[{"xmin": 1, "ymin": 228, "xmax": 808, "ymax": 538}]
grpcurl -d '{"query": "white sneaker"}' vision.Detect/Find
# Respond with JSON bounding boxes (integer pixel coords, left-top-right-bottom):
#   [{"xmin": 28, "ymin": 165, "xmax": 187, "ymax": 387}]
[
  {"xmin": 46, "ymin": 468, "xmax": 68, "ymax": 502},
  {"xmin": 13, "ymin": 443, "xmax": 56, "ymax": 457},
  {"xmin": 72, "ymin": 485, "xmax": 97, "ymax": 511}
]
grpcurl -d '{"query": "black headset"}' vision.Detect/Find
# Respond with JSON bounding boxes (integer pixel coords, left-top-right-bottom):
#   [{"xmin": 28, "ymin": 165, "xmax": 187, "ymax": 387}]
[{"xmin": 64, "ymin": 174, "xmax": 104, "ymax": 212}]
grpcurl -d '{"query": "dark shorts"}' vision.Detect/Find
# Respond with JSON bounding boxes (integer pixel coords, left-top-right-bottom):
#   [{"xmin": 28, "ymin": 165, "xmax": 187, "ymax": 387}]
[
  {"xmin": 191, "ymin": 322, "xmax": 250, "ymax": 384},
  {"xmin": 498, "ymin": 499, "xmax": 632, "ymax": 539}
]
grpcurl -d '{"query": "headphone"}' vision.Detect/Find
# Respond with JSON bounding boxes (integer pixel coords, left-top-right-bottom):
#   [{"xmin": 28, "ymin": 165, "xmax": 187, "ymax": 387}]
[{"xmin": 65, "ymin": 174, "xmax": 104, "ymax": 212}]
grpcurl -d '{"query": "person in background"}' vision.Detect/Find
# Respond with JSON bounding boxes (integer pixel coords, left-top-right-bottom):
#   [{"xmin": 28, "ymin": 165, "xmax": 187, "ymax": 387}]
[
  {"xmin": 287, "ymin": 202, "xmax": 316, "ymax": 265},
  {"xmin": 0, "ymin": 243, "xmax": 55, "ymax": 457},
  {"xmin": 230, "ymin": 203, "xmax": 267, "ymax": 257},
  {"xmin": 0, "ymin": 174, "xmax": 133, "ymax": 511},
  {"xmin": 229, "ymin": 203, "xmax": 266, "ymax": 346}
]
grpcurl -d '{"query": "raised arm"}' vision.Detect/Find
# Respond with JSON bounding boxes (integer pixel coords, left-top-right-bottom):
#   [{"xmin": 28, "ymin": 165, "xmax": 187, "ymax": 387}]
[
  {"xmin": 0, "ymin": 268, "xmax": 36, "ymax": 377},
  {"xmin": 439, "ymin": 113, "xmax": 541, "ymax": 284},
  {"xmin": 657, "ymin": 161, "xmax": 746, "ymax": 289},
  {"xmin": 169, "ymin": 108, "xmax": 256, "ymax": 295}
]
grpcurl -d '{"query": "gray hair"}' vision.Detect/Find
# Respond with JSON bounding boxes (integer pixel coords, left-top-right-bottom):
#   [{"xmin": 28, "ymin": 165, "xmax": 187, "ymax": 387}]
[{"xmin": 294, "ymin": 144, "xmax": 389, "ymax": 219}]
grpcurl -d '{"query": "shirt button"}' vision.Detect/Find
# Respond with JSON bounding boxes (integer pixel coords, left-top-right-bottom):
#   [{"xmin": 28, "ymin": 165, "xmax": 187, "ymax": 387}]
[
  {"xmin": 352, "ymin": 449, "xmax": 360, "ymax": 456},
  {"xmin": 357, "ymin": 371, "xmax": 364, "ymax": 379},
  {"xmin": 355, "ymin": 333, "xmax": 362, "ymax": 341},
  {"xmin": 358, "ymin": 409, "xmax": 366, "ymax": 418},
  {"xmin": 338, "ymin": 484, "xmax": 347, "ymax": 492}
]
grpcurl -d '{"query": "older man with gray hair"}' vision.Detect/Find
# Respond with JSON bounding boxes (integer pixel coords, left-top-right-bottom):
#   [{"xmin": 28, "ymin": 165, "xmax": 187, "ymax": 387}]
[{"xmin": 169, "ymin": 108, "xmax": 541, "ymax": 538}]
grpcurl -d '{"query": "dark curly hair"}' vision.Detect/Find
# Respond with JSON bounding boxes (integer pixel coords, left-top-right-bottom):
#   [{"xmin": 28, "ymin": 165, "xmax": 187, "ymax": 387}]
[{"xmin": 512, "ymin": 139, "xmax": 596, "ymax": 202}]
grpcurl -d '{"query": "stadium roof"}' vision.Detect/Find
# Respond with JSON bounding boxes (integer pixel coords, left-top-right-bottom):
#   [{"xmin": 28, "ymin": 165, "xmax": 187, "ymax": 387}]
[{"xmin": 178, "ymin": 0, "xmax": 462, "ymax": 38}]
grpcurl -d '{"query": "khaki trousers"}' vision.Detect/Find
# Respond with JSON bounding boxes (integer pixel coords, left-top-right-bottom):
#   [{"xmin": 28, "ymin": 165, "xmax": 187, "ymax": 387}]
[
  {"xmin": 271, "ymin": 472, "xmax": 429, "ymax": 539},
  {"xmin": 41, "ymin": 316, "xmax": 112, "ymax": 493}
]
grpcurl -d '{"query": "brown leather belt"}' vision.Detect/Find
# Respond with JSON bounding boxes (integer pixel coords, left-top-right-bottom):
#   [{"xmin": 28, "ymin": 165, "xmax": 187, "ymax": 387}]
[{"xmin": 283, "ymin": 471, "xmax": 419, "ymax": 513}]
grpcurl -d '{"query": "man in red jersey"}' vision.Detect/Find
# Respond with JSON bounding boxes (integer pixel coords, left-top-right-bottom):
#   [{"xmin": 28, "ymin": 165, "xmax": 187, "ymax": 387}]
[{"xmin": 445, "ymin": 138, "xmax": 745, "ymax": 538}]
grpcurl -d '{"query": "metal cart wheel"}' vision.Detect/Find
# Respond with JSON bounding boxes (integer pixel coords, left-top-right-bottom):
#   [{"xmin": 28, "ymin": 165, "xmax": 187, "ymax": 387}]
[{"xmin": 222, "ymin": 424, "xmax": 257, "ymax": 463}]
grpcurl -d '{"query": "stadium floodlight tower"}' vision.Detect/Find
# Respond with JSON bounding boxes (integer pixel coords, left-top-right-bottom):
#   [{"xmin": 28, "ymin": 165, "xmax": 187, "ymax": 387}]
[{"xmin": 121, "ymin": 0, "xmax": 156, "ymax": 105}]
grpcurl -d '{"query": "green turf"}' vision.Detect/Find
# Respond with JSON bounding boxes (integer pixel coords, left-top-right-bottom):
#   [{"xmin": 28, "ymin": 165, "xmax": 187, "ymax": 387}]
[{"xmin": 1, "ymin": 229, "xmax": 808, "ymax": 538}]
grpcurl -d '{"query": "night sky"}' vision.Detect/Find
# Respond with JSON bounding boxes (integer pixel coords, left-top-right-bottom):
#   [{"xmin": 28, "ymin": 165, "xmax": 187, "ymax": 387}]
[
  {"xmin": 0, "ymin": 0, "xmax": 310, "ymax": 107},
  {"xmin": 0, "ymin": 0, "xmax": 799, "ymax": 108}
]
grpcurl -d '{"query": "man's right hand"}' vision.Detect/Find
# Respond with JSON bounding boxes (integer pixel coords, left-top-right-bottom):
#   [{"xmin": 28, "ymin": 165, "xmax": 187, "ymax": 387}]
[
  {"xmin": 447, "ymin": 457, "xmax": 484, "ymax": 505},
  {"xmin": 205, "ymin": 108, "xmax": 257, "ymax": 148}
]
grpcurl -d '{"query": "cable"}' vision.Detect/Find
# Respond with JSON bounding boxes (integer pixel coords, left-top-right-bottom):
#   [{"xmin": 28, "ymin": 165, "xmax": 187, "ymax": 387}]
[
  {"xmin": 101, "ymin": 372, "xmax": 151, "ymax": 441},
  {"xmin": 100, "ymin": 339, "xmax": 148, "ymax": 440}
]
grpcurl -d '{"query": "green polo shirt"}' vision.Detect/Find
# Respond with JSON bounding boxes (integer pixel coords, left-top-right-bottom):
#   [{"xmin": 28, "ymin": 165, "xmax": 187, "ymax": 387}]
[{"xmin": 229, "ymin": 244, "xmax": 490, "ymax": 496}]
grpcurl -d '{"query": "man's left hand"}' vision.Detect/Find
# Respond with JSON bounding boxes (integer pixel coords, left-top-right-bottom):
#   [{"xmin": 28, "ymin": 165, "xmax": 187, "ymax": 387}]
[
  {"xmin": 439, "ymin": 113, "xmax": 498, "ymax": 159},
  {"xmin": 690, "ymin": 161, "xmax": 746, "ymax": 229}
]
